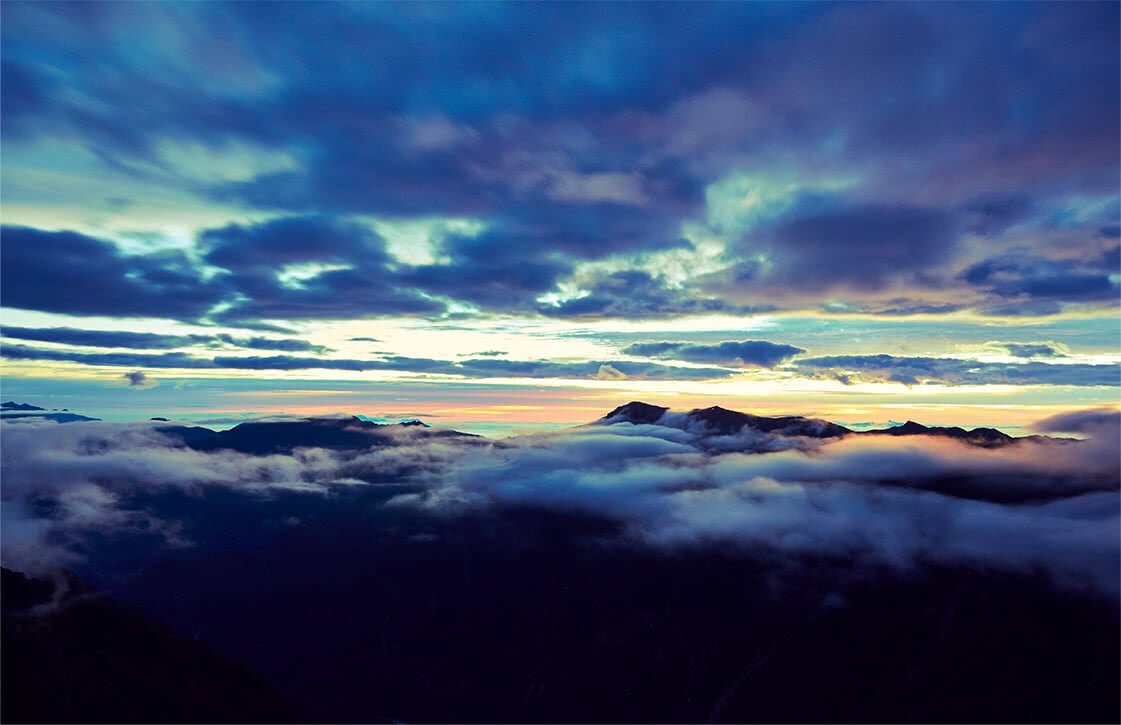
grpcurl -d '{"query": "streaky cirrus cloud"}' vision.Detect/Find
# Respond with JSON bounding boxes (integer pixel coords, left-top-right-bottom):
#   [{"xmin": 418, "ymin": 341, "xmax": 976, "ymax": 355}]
[
  {"xmin": 0, "ymin": 343, "xmax": 737, "ymax": 381},
  {"xmin": 794, "ymin": 354, "xmax": 1120, "ymax": 387},
  {"xmin": 1, "ymin": 325, "xmax": 328, "ymax": 353}
]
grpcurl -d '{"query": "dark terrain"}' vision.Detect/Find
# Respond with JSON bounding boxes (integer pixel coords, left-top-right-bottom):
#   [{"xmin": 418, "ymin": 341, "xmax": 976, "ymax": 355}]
[
  {"xmin": 1, "ymin": 568, "xmax": 302, "ymax": 723},
  {"xmin": 1, "ymin": 402, "xmax": 1117, "ymax": 723}
]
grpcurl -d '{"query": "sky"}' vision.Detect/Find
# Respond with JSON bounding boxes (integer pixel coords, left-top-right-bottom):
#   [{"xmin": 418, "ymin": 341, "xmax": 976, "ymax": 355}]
[{"xmin": 1, "ymin": 1, "xmax": 1119, "ymax": 434}]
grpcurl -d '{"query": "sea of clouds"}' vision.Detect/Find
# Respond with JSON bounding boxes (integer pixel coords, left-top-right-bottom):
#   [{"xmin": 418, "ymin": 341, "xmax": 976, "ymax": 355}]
[{"xmin": 2, "ymin": 409, "xmax": 1118, "ymax": 596}]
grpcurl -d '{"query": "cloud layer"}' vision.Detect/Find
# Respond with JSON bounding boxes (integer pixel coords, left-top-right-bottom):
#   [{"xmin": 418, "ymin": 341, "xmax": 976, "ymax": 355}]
[{"xmin": 2, "ymin": 408, "xmax": 1117, "ymax": 597}]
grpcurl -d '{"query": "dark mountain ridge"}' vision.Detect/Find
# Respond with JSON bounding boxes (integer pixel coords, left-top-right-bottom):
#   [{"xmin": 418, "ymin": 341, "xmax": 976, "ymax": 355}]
[
  {"xmin": 0, "ymin": 399, "xmax": 1068, "ymax": 452},
  {"xmin": 2, "ymin": 401, "xmax": 45, "ymax": 411},
  {"xmin": 602, "ymin": 400, "xmax": 1046, "ymax": 446},
  {"xmin": 603, "ymin": 401, "xmax": 850, "ymax": 438},
  {"xmin": 156, "ymin": 415, "xmax": 479, "ymax": 455}
]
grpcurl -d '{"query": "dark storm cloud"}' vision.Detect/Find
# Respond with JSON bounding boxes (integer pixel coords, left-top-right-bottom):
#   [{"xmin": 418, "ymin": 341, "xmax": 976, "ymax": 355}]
[
  {"xmin": 795, "ymin": 354, "xmax": 1120, "ymax": 387},
  {"xmin": 200, "ymin": 215, "xmax": 444, "ymax": 322},
  {"xmin": 623, "ymin": 340, "xmax": 805, "ymax": 368},
  {"xmin": 0, "ymin": 2, "xmax": 1114, "ymax": 318},
  {"xmin": 196, "ymin": 210, "xmax": 674, "ymax": 321},
  {"xmin": 403, "ymin": 231, "xmax": 574, "ymax": 313},
  {"xmin": 0, "ymin": 226, "xmax": 224, "ymax": 319},
  {"xmin": 9, "ymin": 3, "xmax": 1114, "ymax": 193},
  {"xmin": 964, "ymin": 194, "xmax": 1036, "ymax": 237},
  {"xmin": 962, "ymin": 249, "xmax": 1120, "ymax": 307},
  {"xmin": 202, "ymin": 215, "xmax": 387, "ymax": 270},
  {"xmin": 539, "ymin": 271, "xmax": 772, "ymax": 319},
  {"xmin": 753, "ymin": 204, "xmax": 961, "ymax": 293}
]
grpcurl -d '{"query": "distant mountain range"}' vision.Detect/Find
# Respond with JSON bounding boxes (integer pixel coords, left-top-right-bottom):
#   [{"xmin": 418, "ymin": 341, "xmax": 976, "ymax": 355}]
[
  {"xmin": 1, "ymin": 401, "xmax": 44, "ymax": 411},
  {"xmin": 601, "ymin": 401, "xmax": 1048, "ymax": 447},
  {"xmin": 2, "ymin": 399, "xmax": 1056, "ymax": 451},
  {"xmin": 1, "ymin": 400, "xmax": 100, "ymax": 423},
  {"xmin": 155, "ymin": 415, "xmax": 481, "ymax": 455}
]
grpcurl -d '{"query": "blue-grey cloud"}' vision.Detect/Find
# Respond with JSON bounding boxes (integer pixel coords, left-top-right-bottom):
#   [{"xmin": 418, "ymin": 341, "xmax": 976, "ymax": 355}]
[
  {"xmin": 623, "ymin": 340, "xmax": 805, "ymax": 368},
  {"xmin": 0, "ymin": 226, "xmax": 224, "ymax": 319},
  {"xmin": 963, "ymin": 248, "xmax": 1121, "ymax": 309},
  {"xmin": 751, "ymin": 203, "xmax": 960, "ymax": 293},
  {"xmin": 1, "ymin": 344, "xmax": 216, "ymax": 370},
  {"xmin": 539, "ymin": 270, "xmax": 773, "ymax": 319},
  {"xmin": 123, "ymin": 371, "xmax": 152, "ymax": 387},
  {"xmin": 211, "ymin": 335, "xmax": 328, "ymax": 353},
  {"xmin": 2, "ymin": 327, "xmax": 203, "ymax": 349},
  {"xmin": 988, "ymin": 341, "xmax": 1068, "ymax": 359},
  {"xmin": 200, "ymin": 216, "xmax": 444, "ymax": 323}
]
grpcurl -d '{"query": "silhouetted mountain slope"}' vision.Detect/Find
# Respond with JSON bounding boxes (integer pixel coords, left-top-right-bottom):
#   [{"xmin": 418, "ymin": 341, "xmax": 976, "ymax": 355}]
[
  {"xmin": 156, "ymin": 415, "xmax": 479, "ymax": 455},
  {"xmin": 603, "ymin": 400, "xmax": 670, "ymax": 424},
  {"xmin": 694, "ymin": 405, "xmax": 852, "ymax": 437},
  {"xmin": 0, "ymin": 401, "xmax": 100, "ymax": 422},
  {"xmin": 1, "ymin": 568, "xmax": 304, "ymax": 723},
  {"xmin": 864, "ymin": 420, "xmax": 1014, "ymax": 447},
  {"xmin": 603, "ymin": 401, "xmax": 850, "ymax": 437},
  {"xmin": 1, "ymin": 401, "xmax": 44, "ymax": 411},
  {"xmin": 98, "ymin": 507, "xmax": 1119, "ymax": 724}
]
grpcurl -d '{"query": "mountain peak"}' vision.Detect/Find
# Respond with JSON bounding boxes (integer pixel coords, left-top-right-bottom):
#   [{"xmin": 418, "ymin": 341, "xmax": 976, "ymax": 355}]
[
  {"xmin": 602, "ymin": 401, "xmax": 669, "ymax": 424},
  {"xmin": 695, "ymin": 405, "xmax": 737, "ymax": 415}
]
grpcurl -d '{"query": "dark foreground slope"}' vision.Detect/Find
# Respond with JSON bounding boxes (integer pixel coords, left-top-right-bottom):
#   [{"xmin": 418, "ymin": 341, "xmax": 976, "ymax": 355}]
[
  {"xmin": 91, "ymin": 503, "xmax": 1119, "ymax": 724},
  {"xmin": 1, "ymin": 568, "xmax": 302, "ymax": 724}
]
